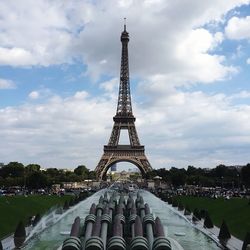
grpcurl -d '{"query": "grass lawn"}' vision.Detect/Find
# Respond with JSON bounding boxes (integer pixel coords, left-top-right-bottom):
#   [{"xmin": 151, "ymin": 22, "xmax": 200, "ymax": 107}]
[
  {"xmin": 175, "ymin": 196, "xmax": 250, "ymax": 240},
  {"xmin": 0, "ymin": 195, "xmax": 71, "ymax": 239}
]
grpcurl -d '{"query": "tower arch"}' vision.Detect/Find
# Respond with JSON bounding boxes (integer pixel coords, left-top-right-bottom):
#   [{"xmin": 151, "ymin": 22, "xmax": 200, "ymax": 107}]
[{"xmin": 98, "ymin": 158, "xmax": 147, "ymax": 180}]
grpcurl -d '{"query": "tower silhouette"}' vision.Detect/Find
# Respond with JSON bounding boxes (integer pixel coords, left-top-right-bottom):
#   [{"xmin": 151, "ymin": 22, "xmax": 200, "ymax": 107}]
[{"xmin": 95, "ymin": 23, "xmax": 152, "ymax": 180}]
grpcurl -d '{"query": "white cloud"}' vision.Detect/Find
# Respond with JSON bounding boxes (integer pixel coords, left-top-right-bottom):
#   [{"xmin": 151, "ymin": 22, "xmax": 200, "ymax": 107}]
[
  {"xmin": 0, "ymin": 0, "xmax": 91, "ymax": 66},
  {"xmin": 136, "ymin": 87, "xmax": 250, "ymax": 168},
  {"xmin": 0, "ymin": 78, "xmax": 16, "ymax": 89},
  {"xmin": 229, "ymin": 90, "xmax": 250, "ymax": 99},
  {"xmin": 75, "ymin": 0, "xmax": 246, "ymax": 84},
  {"xmin": 0, "ymin": 86, "xmax": 250, "ymax": 169},
  {"xmin": 0, "ymin": 47, "xmax": 35, "ymax": 66},
  {"xmin": 100, "ymin": 78, "xmax": 118, "ymax": 93},
  {"xmin": 247, "ymin": 58, "xmax": 250, "ymax": 64},
  {"xmin": 74, "ymin": 91, "xmax": 89, "ymax": 99},
  {"xmin": 225, "ymin": 16, "xmax": 250, "ymax": 40},
  {"xmin": 174, "ymin": 29, "xmax": 236, "ymax": 84},
  {"xmin": 0, "ymin": 0, "xmax": 247, "ymax": 85},
  {"xmin": 29, "ymin": 91, "xmax": 40, "ymax": 100},
  {"xmin": 0, "ymin": 91, "xmax": 114, "ymax": 168},
  {"xmin": 28, "ymin": 88, "xmax": 53, "ymax": 100}
]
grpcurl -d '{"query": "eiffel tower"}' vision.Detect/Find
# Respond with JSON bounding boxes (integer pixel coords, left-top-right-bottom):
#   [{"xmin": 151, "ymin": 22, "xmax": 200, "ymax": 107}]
[{"xmin": 95, "ymin": 23, "xmax": 152, "ymax": 180}]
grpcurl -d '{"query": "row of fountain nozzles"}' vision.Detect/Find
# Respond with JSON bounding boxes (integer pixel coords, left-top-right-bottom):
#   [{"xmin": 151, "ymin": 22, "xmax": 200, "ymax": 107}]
[{"xmin": 62, "ymin": 191, "xmax": 171, "ymax": 250}]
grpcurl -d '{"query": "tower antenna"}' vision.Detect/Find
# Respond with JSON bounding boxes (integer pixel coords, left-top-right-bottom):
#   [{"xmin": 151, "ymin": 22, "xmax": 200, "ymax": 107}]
[{"xmin": 124, "ymin": 17, "xmax": 126, "ymax": 31}]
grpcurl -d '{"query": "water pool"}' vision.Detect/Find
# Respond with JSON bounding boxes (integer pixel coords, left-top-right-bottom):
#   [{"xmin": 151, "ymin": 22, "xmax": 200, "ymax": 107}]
[{"xmin": 24, "ymin": 190, "xmax": 221, "ymax": 250}]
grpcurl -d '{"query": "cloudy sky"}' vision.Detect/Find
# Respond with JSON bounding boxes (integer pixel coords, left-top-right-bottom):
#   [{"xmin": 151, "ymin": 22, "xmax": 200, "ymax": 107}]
[{"xmin": 0, "ymin": 0, "xmax": 250, "ymax": 170}]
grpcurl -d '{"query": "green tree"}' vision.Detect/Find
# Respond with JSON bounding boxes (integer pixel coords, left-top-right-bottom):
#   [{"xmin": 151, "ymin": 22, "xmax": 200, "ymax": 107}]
[
  {"xmin": 241, "ymin": 164, "xmax": 250, "ymax": 187},
  {"xmin": 214, "ymin": 164, "xmax": 227, "ymax": 178},
  {"xmin": 88, "ymin": 171, "xmax": 96, "ymax": 180},
  {"xmin": 25, "ymin": 164, "xmax": 41, "ymax": 172},
  {"xmin": 74, "ymin": 165, "xmax": 89, "ymax": 179},
  {"xmin": 145, "ymin": 170, "xmax": 158, "ymax": 179},
  {"xmin": 0, "ymin": 162, "xmax": 24, "ymax": 178},
  {"xmin": 186, "ymin": 166, "xmax": 197, "ymax": 176},
  {"xmin": 27, "ymin": 172, "xmax": 48, "ymax": 189},
  {"xmin": 46, "ymin": 168, "xmax": 60, "ymax": 177},
  {"xmin": 170, "ymin": 167, "xmax": 186, "ymax": 187}
]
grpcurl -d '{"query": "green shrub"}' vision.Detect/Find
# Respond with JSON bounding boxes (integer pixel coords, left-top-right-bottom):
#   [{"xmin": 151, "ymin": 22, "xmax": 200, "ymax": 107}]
[
  {"xmin": 167, "ymin": 197, "xmax": 172, "ymax": 204},
  {"xmin": 218, "ymin": 220, "xmax": 231, "ymax": 240},
  {"xmin": 14, "ymin": 221, "xmax": 26, "ymax": 248},
  {"xmin": 178, "ymin": 202, "xmax": 184, "ymax": 211},
  {"xmin": 63, "ymin": 200, "xmax": 69, "ymax": 210},
  {"xmin": 194, "ymin": 208, "xmax": 201, "ymax": 220},
  {"xmin": 172, "ymin": 199, "xmax": 178, "ymax": 207},
  {"xmin": 204, "ymin": 212, "xmax": 214, "ymax": 228},
  {"xmin": 200, "ymin": 209, "xmax": 207, "ymax": 218},
  {"xmin": 184, "ymin": 205, "xmax": 191, "ymax": 215},
  {"xmin": 69, "ymin": 198, "xmax": 75, "ymax": 207},
  {"xmin": 173, "ymin": 195, "xmax": 249, "ymax": 240},
  {"xmin": 32, "ymin": 213, "xmax": 41, "ymax": 227}
]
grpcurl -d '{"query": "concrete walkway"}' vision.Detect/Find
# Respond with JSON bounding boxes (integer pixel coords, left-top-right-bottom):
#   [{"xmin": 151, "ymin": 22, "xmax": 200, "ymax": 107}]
[
  {"xmin": 177, "ymin": 209, "xmax": 243, "ymax": 250},
  {"xmin": 1, "ymin": 234, "xmax": 14, "ymax": 250},
  {"xmin": 194, "ymin": 219, "xmax": 243, "ymax": 250},
  {"xmin": 1, "ymin": 226, "xmax": 32, "ymax": 250}
]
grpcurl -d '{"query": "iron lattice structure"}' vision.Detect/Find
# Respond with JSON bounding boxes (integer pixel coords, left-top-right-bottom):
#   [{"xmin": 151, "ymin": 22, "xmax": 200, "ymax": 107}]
[{"xmin": 95, "ymin": 25, "xmax": 152, "ymax": 180}]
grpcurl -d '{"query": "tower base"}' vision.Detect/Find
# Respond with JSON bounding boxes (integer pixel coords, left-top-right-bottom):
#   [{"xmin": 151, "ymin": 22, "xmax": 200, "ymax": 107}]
[{"xmin": 95, "ymin": 145, "xmax": 152, "ymax": 180}]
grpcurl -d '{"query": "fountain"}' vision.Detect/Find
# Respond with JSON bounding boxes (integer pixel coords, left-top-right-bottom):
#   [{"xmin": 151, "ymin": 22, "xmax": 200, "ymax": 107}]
[
  {"xmin": 23, "ymin": 190, "xmax": 221, "ymax": 250},
  {"xmin": 25, "ymin": 208, "xmax": 63, "ymax": 242}
]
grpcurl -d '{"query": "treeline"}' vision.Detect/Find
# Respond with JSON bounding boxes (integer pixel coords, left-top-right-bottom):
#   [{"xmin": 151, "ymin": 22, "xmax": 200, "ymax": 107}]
[
  {"xmin": 0, "ymin": 162, "xmax": 96, "ymax": 188},
  {"xmin": 146, "ymin": 164, "xmax": 250, "ymax": 188}
]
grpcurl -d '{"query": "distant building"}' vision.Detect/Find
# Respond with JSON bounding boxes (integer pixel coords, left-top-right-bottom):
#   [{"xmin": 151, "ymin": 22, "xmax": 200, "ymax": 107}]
[
  {"xmin": 147, "ymin": 181, "xmax": 155, "ymax": 189},
  {"xmin": 110, "ymin": 164, "xmax": 117, "ymax": 172},
  {"xmin": 109, "ymin": 170, "xmax": 142, "ymax": 181},
  {"xmin": 0, "ymin": 162, "xmax": 4, "ymax": 168}
]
